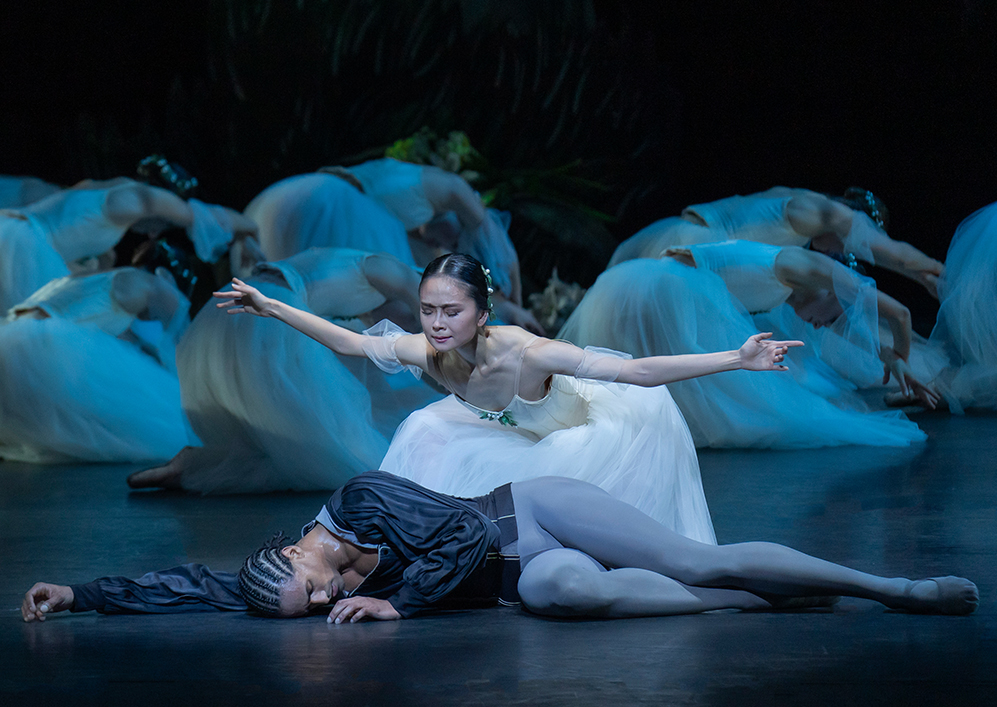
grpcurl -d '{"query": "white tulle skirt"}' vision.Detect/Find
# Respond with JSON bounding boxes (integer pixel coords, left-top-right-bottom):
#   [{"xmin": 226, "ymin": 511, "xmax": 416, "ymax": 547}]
[
  {"xmin": 928, "ymin": 201, "xmax": 997, "ymax": 412},
  {"xmin": 0, "ymin": 214, "xmax": 70, "ymax": 311},
  {"xmin": 175, "ymin": 280, "xmax": 404, "ymax": 493},
  {"xmin": 245, "ymin": 174, "xmax": 417, "ymax": 266},
  {"xmin": 558, "ymin": 258, "xmax": 925, "ymax": 449},
  {"xmin": 380, "ymin": 375, "xmax": 717, "ymax": 546},
  {"xmin": 0, "ymin": 318, "xmax": 194, "ymax": 463}
]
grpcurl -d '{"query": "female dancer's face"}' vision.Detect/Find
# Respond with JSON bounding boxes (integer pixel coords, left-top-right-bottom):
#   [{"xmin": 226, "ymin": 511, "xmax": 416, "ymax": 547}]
[
  {"xmin": 419, "ymin": 275, "xmax": 488, "ymax": 351},
  {"xmin": 791, "ymin": 288, "xmax": 844, "ymax": 329}
]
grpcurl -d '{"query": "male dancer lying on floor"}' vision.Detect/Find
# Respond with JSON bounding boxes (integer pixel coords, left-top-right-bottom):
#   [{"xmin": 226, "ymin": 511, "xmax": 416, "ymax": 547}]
[{"xmin": 22, "ymin": 472, "xmax": 978, "ymax": 623}]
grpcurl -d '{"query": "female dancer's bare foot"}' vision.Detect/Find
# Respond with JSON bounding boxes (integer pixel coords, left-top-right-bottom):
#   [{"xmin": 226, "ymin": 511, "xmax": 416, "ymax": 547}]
[
  {"xmin": 889, "ymin": 577, "xmax": 979, "ymax": 615},
  {"xmin": 127, "ymin": 447, "xmax": 193, "ymax": 489}
]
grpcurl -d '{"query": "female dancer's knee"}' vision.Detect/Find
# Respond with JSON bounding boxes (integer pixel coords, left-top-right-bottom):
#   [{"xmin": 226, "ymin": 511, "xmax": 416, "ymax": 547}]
[{"xmin": 518, "ymin": 550, "xmax": 607, "ymax": 617}]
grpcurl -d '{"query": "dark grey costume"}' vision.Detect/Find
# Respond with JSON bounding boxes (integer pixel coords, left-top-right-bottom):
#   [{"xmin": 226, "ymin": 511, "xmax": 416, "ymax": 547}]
[{"xmin": 70, "ymin": 471, "xmax": 519, "ymax": 618}]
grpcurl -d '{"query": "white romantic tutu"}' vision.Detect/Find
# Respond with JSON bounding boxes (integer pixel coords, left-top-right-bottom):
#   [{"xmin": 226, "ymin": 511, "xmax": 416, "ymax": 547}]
[
  {"xmin": 0, "ymin": 213, "xmax": 70, "ymax": 311},
  {"xmin": 175, "ymin": 278, "xmax": 395, "ymax": 493},
  {"xmin": 928, "ymin": 201, "xmax": 997, "ymax": 412},
  {"xmin": 380, "ymin": 374, "xmax": 717, "ymax": 546},
  {"xmin": 559, "ymin": 259, "xmax": 925, "ymax": 449},
  {"xmin": 334, "ymin": 345, "xmax": 445, "ymax": 439},
  {"xmin": 245, "ymin": 174, "xmax": 417, "ymax": 266},
  {"xmin": 0, "ymin": 317, "xmax": 194, "ymax": 463}
]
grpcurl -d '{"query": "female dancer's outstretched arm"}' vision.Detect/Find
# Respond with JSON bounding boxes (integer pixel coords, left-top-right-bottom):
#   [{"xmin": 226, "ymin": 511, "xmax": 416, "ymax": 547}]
[
  {"xmin": 213, "ymin": 278, "xmax": 430, "ymax": 368},
  {"xmin": 530, "ymin": 333, "xmax": 803, "ymax": 389}
]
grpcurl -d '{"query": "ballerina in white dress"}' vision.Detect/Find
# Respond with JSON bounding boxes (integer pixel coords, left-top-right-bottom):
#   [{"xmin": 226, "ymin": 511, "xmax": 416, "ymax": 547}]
[
  {"xmin": 246, "ymin": 173, "xmax": 418, "ymax": 266},
  {"xmin": 189, "ymin": 253, "xmax": 800, "ymax": 543},
  {"xmin": 560, "ymin": 241, "xmax": 935, "ymax": 449},
  {"xmin": 613, "ymin": 187, "xmax": 945, "ymax": 299},
  {"xmin": 0, "ymin": 177, "xmax": 256, "ymax": 311},
  {"xmin": 126, "ymin": 247, "xmax": 444, "ymax": 494},
  {"xmin": 0, "ymin": 267, "xmax": 194, "ymax": 464},
  {"xmin": 880, "ymin": 200, "xmax": 997, "ymax": 413},
  {"xmin": 250, "ymin": 162, "xmax": 542, "ymax": 333},
  {"xmin": 337, "ymin": 159, "xmax": 523, "ymax": 301}
]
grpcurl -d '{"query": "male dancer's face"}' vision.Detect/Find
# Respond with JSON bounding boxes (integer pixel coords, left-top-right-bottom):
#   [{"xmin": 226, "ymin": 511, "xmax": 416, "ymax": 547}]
[{"xmin": 277, "ymin": 545, "xmax": 345, "ymax": 617}]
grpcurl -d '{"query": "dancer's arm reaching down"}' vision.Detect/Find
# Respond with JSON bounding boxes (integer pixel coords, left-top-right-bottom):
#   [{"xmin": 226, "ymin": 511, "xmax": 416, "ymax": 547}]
[
  {"xmin": 773, "ymin": 247, "xmax": 939, "ymax": 408},
  {"xmin": 784, "ymin": 193, "xmax": 945, "ymax": 298},
  {"xmin": 528, "ymin": 334, "xmax": 803, "ymax": 388},
  {"xmin": 857, "ymin": 226, "xmax": 945, "ymax": 299},
  {"xmin": 213, "ymin": 279, "xmax": 433, "ymax": 369},
  {"xmin": 876, "ymin": 292, "xmax": 939, "ymax": 408}
]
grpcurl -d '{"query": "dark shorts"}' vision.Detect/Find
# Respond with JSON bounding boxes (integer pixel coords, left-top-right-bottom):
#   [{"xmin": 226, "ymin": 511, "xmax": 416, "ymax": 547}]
[{"xmin": 472, "ymin": 483, "xmax": 521, "ymax": 605}]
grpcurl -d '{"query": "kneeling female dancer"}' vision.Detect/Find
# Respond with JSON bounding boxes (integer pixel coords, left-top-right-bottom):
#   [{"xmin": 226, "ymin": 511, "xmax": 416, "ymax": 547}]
[
  {"xmin": 166, "ymin": 252, "xmax": 800, "ymax": 543},
  {"xmin": 22, "ymin": 472, "xmax": 978, "ymax": 622}
]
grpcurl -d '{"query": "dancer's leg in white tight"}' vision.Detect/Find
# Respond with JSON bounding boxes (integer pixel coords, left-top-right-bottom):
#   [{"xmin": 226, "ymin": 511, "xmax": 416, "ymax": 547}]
[
  {"xmin": 519, "ymin": 548, "xmax": 774, "ymax": 617},
  {"xmin": 512, "ymin": 477, "xmax": 978, "ymax": 618}
]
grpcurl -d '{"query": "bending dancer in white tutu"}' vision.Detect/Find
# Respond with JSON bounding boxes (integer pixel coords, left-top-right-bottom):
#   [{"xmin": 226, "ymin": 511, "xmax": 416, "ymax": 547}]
[
  {"xmin": 885, "ymin": 200, "xmax": 997, "ymax": 413},
  {"xmin": 0, "ymin": 175, "xmax": 256, "ymax": 311},
  {"xmin": 333, "ymin": 159, "xmax": 525, "ymax": 304},
  {"xmin": 126, "ymin": 247, "xmax": 444, "ymax": 494},
  {"xmin": 0, "ymin": 265, "xmax": 195, "ymax": 464},
  {"xmin": 249, "ymin": 160, "xmax": 542, "ymax": 333},
  {"xmin": 612, "ymin": 187, "xmax": 944, "ymax": 299},
  {"xmin": 0, "ymin": 174, "xmax": 60, "ymax": 209},
  {"xmin": 247, "ymin": 173, "xmax": 417, "ymax": 265},
  {"xmin": 560, "ymin": 241, "xmax": 935, "ymax": 449},
  {"xmin": 168, "ymin": 252, "xmax": 802, "ymax": 543}
]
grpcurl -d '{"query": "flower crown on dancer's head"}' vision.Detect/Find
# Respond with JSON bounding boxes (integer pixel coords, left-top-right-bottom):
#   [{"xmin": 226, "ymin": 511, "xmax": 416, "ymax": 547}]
[
  {"xmin": 839, "ymin": 186, "xmax": 888, "ymax": 231},
  {"xmin": 481, "ymin": 264, "xmax": 495, "ymax": 320}
]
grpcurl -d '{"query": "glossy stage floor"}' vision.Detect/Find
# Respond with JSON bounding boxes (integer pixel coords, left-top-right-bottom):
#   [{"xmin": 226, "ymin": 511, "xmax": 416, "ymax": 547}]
[{"xmin": 3, "ymin": 412, "xmax": 995, "ymax": 706}]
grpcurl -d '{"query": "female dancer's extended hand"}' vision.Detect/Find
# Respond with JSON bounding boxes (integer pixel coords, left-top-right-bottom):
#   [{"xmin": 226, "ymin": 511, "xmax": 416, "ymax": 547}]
[
  {"xmin": 737, "ymin": 332, "xmax": 804, "ymax": 372},
  {"xmin": 881, "ymin": 349, "xmax": 940, "ymax": 409},
  {"xmin": 213, "ymin": 278, "xmax": 277, "ymax": 317}
]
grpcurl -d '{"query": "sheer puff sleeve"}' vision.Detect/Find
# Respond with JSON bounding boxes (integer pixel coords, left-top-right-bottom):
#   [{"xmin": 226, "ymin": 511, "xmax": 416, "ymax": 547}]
[
  {"xmin": 572, "ymin": 345, "xmax": 631, "ymax": 382},
  {"xmin": 361, "ymin": 319, "xmax": 423, "ymax": 379}
]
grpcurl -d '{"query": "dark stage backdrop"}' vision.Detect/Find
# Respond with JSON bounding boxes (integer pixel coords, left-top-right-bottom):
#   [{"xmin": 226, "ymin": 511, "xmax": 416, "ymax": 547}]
[{"xmin": 2, "ymin": 0, "xmax": 995, "ymax": 326}]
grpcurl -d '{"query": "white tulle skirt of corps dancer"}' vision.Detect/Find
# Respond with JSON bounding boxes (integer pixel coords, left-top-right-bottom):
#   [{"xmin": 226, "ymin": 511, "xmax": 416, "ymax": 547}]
[
  {"xmin": 333, "ymin": 340, "xmax": 445, "ymax": 439},
  {"xmin": 928, "ymin": 201, "xmax": 997, "ymax": 412},
  {"xmin": 175, "ymin": 278, "xmax": 394, "ymax": 494},
  {"xmin": 558, "ymin": 259, "xmax": 925, "ymax": 449},
  {"xmin": 378, "ymin": 364, "xmax": 717, "ymax": 546},
  {"xmin": 244, "ymin": 174, "xmax": 417, "ymax": 266},
  {"xmin": 0, "ymin": 212, "xmax": 70, "ymax": 311},
  {"xmin": 0, "ymin": 318, "xmax": 195, "ymax": 463}
]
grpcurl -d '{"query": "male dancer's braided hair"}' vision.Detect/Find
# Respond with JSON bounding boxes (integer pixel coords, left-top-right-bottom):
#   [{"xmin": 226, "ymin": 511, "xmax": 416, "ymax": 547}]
[{"xmin": 238, "ymin": 533, "xmax": 294, "ymax": 616}]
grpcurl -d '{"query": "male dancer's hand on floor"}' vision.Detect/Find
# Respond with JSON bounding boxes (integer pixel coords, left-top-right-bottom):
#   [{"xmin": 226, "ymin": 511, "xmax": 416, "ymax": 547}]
[
  {"xmin": 326, "ymin": 596, "xmax": 401, "ymax": 624},
  {"xmin": 21, "ymin": 583, "xmax": 74, "ymax": 622}
]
